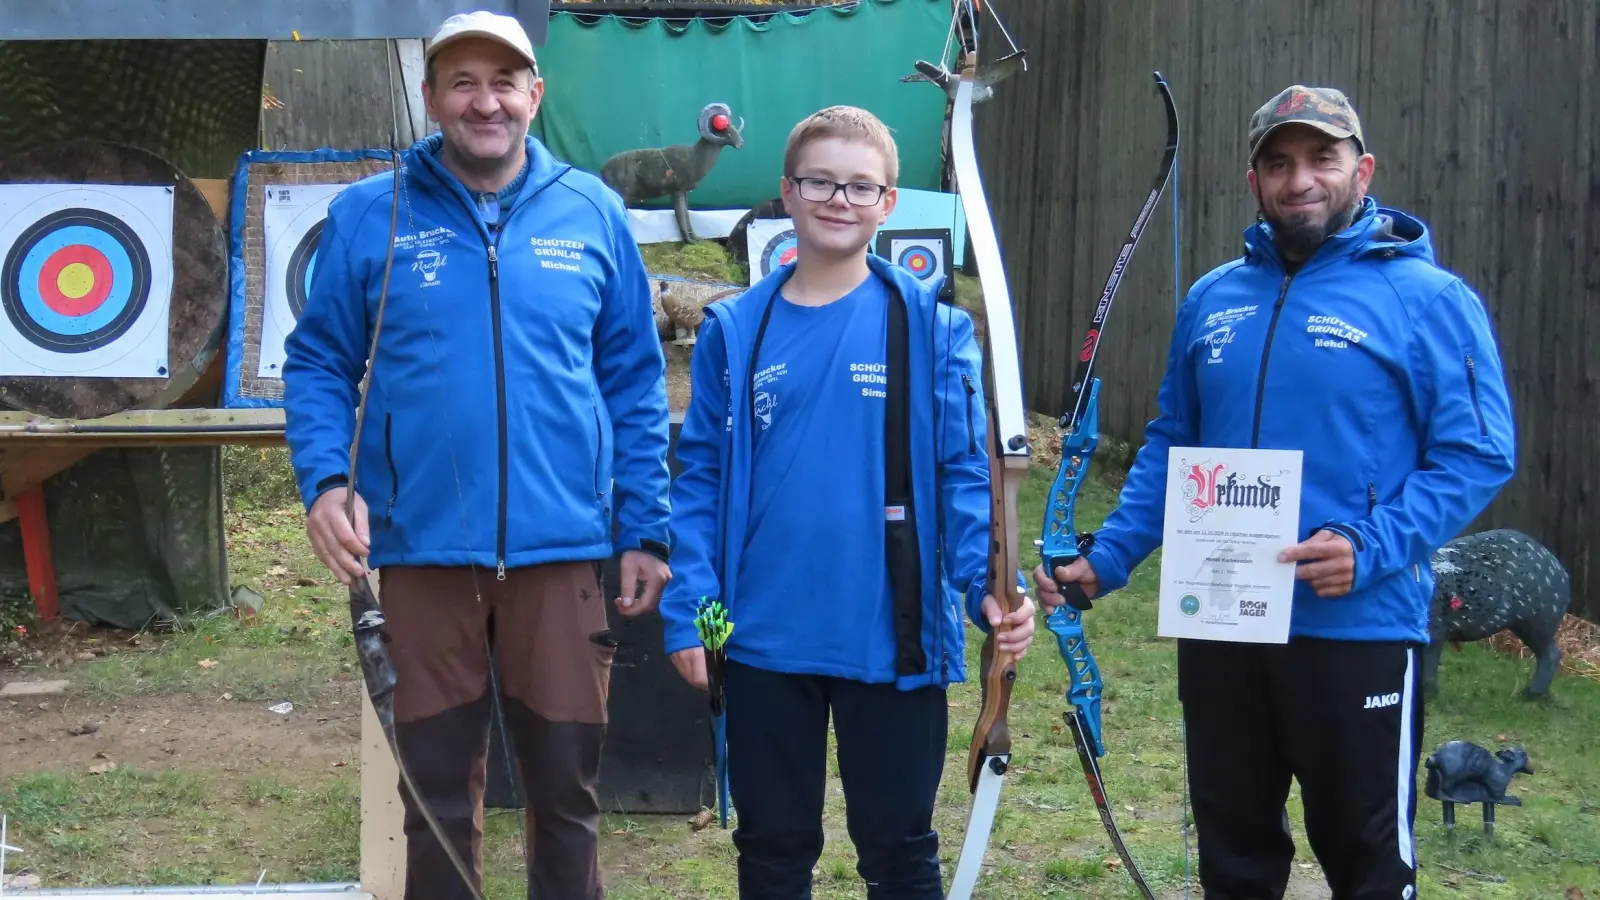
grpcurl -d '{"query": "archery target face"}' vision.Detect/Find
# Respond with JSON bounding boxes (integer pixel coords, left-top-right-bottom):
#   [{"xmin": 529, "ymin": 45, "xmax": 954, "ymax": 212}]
[
  {"xmin": 259, "ymin": 182, "xmax": 348, "ymax": 378},
  {"xmin": 877, "ymin": 230, "xmax": 951, "ymax": 291},
  {"xmin": 746, "ymin": 217, "xmax": 796, "ymax": 285},
  {"xmin": 0, "ymin": 183, "xmax": 172, "ymax": 378}
]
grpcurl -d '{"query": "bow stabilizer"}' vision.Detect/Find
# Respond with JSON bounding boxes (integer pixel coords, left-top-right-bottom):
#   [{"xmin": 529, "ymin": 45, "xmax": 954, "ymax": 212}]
[{"xmin": 1036, "ymin": 71, "xmax": 1179, "ymax": 900}]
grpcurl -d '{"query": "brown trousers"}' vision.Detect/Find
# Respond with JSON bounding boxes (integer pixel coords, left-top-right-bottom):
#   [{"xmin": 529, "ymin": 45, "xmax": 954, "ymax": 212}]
[{"xmin": 378, "ymin": 562, "xmax": 615, "ymax": 900}]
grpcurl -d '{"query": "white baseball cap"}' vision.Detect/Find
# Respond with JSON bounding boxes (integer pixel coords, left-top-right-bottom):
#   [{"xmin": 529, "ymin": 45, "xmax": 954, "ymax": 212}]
[{"xmin": 427, "ymin": 11, "xmax": 539, "ymax": 74}]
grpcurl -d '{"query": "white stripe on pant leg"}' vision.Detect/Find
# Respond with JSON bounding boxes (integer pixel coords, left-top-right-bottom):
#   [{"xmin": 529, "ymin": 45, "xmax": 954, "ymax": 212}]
[{"xmin": 1396, "ymin": 646, "xmax": 1416, "ymax": 868}]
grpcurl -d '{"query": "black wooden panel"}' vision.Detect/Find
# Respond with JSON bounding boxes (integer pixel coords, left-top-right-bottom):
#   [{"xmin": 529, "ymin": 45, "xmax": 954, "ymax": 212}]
[{"xmin": 486, "ymin": 417, "xmax": 718, "ymax": 814}]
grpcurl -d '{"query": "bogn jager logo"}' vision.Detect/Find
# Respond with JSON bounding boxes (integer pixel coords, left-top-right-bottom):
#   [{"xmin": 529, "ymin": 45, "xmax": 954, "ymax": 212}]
[{"xmin": 1180, "ymin": 460, "xmax": 1286, "ymax": 523}]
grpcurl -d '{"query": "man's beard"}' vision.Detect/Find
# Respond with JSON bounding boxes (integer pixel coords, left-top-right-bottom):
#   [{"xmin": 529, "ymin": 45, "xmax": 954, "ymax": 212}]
[{"xmin": 1263, "ymin": 191, "xmax": 1361, "ymax": 260}]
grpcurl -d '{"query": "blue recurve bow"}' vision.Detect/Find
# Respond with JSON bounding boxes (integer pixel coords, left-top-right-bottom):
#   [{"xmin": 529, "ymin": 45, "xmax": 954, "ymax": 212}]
[{"xmin": 1037, "ymin": 70, "xmax": 1179, "ymax": 900}]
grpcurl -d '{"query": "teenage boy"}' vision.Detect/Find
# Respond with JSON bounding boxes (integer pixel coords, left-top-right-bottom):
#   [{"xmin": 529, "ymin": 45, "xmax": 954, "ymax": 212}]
[{"xmin": 659, "ymin": 106, "xmax": 1040, "ymax": 899}]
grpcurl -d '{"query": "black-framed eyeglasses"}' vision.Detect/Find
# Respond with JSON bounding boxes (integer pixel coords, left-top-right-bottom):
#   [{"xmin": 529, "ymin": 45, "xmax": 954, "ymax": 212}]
[{"xmin": 788, "ymin": 176, "xmax": 887, "ymax": 206}]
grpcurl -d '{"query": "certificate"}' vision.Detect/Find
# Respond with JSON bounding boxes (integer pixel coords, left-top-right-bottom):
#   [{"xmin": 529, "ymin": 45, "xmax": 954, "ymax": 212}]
[{"xmin": 1156, "ymin": 446, "xmax": 1303, "ymax": 644}]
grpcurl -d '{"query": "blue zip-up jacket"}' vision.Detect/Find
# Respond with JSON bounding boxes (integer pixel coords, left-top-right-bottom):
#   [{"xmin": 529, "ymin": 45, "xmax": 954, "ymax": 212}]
[
  {"xmin": 1086, "ymin": 198, "xmax": 1516, "ymax": 643},
  {"xmin": 659, "ymin": 256, "xmax": 997, "ymax": 691},
  {"xmin": 282, "ymin": 135, "xmax": 672, "ymax": 572}
]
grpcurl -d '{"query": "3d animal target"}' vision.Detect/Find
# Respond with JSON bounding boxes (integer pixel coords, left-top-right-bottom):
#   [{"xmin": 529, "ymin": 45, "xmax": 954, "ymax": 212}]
[{"xmin": 0, "ymin": 183, "xmax": 173, "ymax": 378}]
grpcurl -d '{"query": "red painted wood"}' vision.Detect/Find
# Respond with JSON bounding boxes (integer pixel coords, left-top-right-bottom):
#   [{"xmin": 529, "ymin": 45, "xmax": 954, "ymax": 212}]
[{"xmin": 16, "ymin": 486, "xmax": 59, "ymax": 621}]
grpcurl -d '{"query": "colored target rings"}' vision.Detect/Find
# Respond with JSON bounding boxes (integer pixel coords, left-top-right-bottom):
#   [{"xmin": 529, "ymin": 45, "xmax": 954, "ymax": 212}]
[
  {"xmin": 1, "ymin": 206, "xmax": 152, "ymax": 354},
  {"xmin": 284, "ymin": 218, "xmax": 323, "ymax": 320},
  {"xmin": 761, "ymin": 228, "xmax": 798, "ymax": 277},
  {"xmin": 896, "ymin": 245, "xmax": 938, "ymax": 280}
]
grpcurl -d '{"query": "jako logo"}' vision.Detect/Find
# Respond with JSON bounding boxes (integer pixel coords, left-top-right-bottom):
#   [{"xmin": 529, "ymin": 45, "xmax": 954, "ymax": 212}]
[
  {"xmin": 1364, "ymin": 692, "xmax": 1400, "ymax": 709},
  {"xmin": 1180, "ymin": 462, "xmax": 1283, "ymax": 522}
]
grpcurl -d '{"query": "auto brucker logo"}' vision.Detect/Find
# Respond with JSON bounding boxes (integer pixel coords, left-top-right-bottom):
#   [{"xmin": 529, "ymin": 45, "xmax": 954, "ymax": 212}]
[{"xmin": 1180, "ymin": 460, "xmax": 1285, "ymax": 523}]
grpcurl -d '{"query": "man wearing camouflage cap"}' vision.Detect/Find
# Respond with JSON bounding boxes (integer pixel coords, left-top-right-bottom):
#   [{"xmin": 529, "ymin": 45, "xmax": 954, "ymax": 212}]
[{"xmin": 1035, "ymin": 85, "xmax": 1517, "ymax": 896}]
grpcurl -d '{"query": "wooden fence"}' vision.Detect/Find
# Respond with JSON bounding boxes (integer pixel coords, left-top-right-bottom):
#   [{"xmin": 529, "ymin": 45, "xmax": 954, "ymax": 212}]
[{"xmin": 973, "ymin": 0, "xmax": 1598, "ymax": 621}]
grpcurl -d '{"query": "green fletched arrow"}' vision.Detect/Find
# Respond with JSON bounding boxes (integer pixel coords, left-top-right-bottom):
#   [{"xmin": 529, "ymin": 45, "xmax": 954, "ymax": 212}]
[{"xmin": 694, "ymin": 596, "xmax": 735, "ymax": 652}]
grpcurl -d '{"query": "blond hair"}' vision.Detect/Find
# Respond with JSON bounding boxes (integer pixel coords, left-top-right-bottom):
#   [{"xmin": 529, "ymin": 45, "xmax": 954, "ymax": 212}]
[{"xmin": 783, "ymin": 105, "xmax": 899, "ymax": 187}]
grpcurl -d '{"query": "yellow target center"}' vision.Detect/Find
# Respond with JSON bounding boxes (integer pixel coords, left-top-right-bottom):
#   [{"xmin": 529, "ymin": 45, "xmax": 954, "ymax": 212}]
[{"xmin": 56, "ymin": 262, "xmax": 96, "ymax": 299}]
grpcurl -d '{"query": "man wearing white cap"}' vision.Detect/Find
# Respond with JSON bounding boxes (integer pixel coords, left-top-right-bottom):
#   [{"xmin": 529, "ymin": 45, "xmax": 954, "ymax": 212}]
[{"xmin": 283, "ymin": 10, "xmax": 672, "ymax": 900}]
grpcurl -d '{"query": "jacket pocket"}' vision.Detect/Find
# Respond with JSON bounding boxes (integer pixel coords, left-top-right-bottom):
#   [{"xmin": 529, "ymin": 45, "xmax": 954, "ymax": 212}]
[
  {"xmin": 383, "ymin": 413, "xmax": 400, "ymax": 527},
  {"xmin": 588, "ymin": 388, "xmax": 611, "ymax": 511},
  {"xmin": 1464, "ymin": 353, "xmax": 1489, "ymax": 440}
]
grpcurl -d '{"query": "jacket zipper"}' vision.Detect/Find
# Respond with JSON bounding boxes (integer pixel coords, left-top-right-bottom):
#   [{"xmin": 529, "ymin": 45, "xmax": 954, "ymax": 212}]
[
  {"xmin": 384, "ymin": 413, "xmax": 399, "ymax": 527},
  {"xmin": 437, "ymin": 167, "xmax": 567, "ymax": 582},
  {"xmin": 961, "ymin": 373, "xmax": 977, "ymax": 454},
  {"xmin": 488, "ymin": 241, "xmax": 508, "ymax": 580},
  {"xmin": 1465, "ymin": 353, "xmax": 1488, "ymax": 439},
  {"xmin": 1367, "ymin": 482, "xmax": 1377, "ymax": 514},
  {"xmin": 592, "ymin": 396, "xmax": 606, "ymax": 508},
  {"xmin": 1250, "ymin": 275, "xmax": 1293, "ymax": 447}
]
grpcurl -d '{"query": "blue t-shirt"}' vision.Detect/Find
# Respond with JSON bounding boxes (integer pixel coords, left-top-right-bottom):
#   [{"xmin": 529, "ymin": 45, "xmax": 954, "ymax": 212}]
[{"xmin": 731, "ymin": 275, "xmax": 896, "ymax": 681}]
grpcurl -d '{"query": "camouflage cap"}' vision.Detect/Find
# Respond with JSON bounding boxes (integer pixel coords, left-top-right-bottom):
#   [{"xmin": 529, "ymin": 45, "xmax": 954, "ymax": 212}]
[{"xmin": 1248, "ymin": 85, "xmax": 1365, "ymax": 163}]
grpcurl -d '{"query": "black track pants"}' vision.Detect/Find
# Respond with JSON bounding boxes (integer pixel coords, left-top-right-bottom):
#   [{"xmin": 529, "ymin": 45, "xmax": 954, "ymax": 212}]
[
  {"xmin": 723, "ymin": 659, "xmax": 948, "ymax": 900},
  {"xmin": 1178, "ymin": 637, "xmax": 1424, "ymax": 899}
]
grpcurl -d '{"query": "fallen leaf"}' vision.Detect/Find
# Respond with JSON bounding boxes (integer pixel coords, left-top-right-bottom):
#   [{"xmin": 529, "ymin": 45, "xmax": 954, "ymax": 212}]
[
  {"xmin": 198, "ymin": 658, "xmax": 218, "ymax": 669},
  {"xmin": 268, "ymin": 565, "xmax": 289, "ymax": 576},
  {"xmin": 1104, "ymin": 857, "xmax": 1121, "ymax": 871},
  {"xmin": 332, "ymin": 760, "xmax": 348, "ymax": 768},
  {"xmin": 89, "ymin": 761, "xmax": 116, "ymax": 775},
  {"xmin": 222, "ymin": 692, "xmax": 234, "ymax": 701},
  {"xmin": 1566, "ymin": 887, "xmax": 1585, "ymax": 900}
]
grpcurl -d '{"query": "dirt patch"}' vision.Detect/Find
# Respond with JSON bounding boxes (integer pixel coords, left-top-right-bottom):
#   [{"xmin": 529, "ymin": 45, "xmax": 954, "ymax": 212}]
[{"xmin": 0, "ymin": 685, "xmax": 362, "ymax": 781}]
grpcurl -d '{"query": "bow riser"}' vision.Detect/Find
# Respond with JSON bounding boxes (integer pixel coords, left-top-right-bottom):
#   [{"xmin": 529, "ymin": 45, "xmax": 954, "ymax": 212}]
[
  {"xmin": 1045, "ymin": 605, "xmax": 1106, "ymax": 757},
  {"xmin": 1039, "ymin": 377, "xmax": 1101, "ymax": 611}
]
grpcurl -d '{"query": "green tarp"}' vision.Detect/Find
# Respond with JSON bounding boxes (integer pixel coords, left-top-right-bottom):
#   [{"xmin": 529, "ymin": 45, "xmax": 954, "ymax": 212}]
[{"xmin": 532, "ymin": 0, "xmax": 953, "ymax": 209}]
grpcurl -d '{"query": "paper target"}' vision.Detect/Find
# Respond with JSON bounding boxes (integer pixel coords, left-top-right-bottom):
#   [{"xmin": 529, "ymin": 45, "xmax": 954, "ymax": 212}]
[
  {"xmin": 0, "ymin": 184, "xmax": 173, "ymax": 378},
  {"xmin": 745, "ymin": 217, "xmax": 796, "ymax": 285},
  {"xmin": 259, "ymin": 182, "xmax": 347, "ymax": 378},
  {"xmin": 875, "ymin": 228, "xmax": 952, "ymax": 296}
]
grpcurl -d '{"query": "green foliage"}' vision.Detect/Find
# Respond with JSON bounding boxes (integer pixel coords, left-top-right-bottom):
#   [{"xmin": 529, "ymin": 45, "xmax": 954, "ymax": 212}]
[
  {"xmin": 640, "ymin": 239, "xmax": 748, "ymax": 285},
  {"xmin": 221, "ymin": 445, "xmax": 302, "ymax": 512},
  {"xmin": 0, "ymin": 589, "xmax": 34, "ymax": 636}
]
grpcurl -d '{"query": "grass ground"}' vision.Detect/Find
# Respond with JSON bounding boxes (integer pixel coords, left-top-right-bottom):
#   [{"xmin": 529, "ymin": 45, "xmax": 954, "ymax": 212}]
[
  {"xmin": 1, "ymin": 242, "xmax": 1595, "ymax": 897},
  {"xmin": 2, "ymin": 449, "xmax": 1596, "ymax": 898}
]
